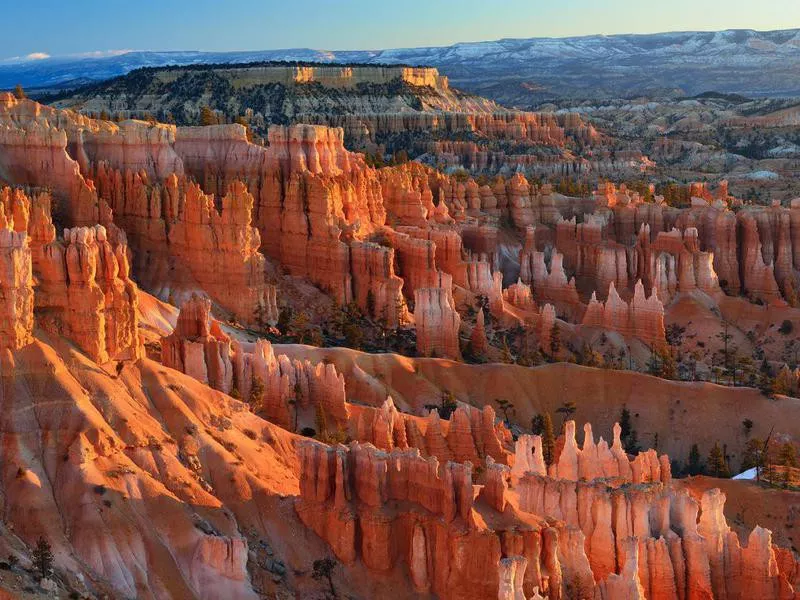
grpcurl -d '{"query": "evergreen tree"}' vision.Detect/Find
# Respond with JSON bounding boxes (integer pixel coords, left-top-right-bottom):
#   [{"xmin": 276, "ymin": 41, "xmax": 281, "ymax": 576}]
[
  {"xmin": 741, "ymin": 438, "xmax": 765, "ymax": 472},
  {"xmin": 365, "ymin": 289, "xmax": 376, "ymax": 319},
  {"xmin": 13, "ymin": 84, "xmax": 25, "ymax": 99},
  {"xmin": 687, "ymin": 443, "xmax": 704, "ymax": 476},
  {"xmin": 494, "ymin": 399, "xmax": 514, "ymax": 426},
  {"xmin": 556, "ymin": 400, "xmax": 576, "ymax": 430},
  {"xmin": 199, "ymin": 105, "xmax": 217, "ymax": 126},
  {"xmin": 531, "ymin": 414, "xmax": 545, "ymax": 436},
  {"xmin": 549, "ymin": 324, "xmax": 561, "ymax": 359},
  {"xmin": 32, "ymin": 537, "xmax": 53, "ymax": 579},
  {"xmin": 778, "ymin": 442, "xmax": 797, "ymax": 468},
  {"xmin": 619, "ymin": 407, "xmax": 640, "ymax": 454},
  {"xmin": 707, "ymin": 442, "xmax": 729, "ymax": 478},
  {"xmin": 249, "ymin": 376, "xmax": 265, "ymax": 412},
  {"xmin": 312, "ymin": 557, "xmax": 338, "ymax": 598},
  {"xmin": 289, "ymin": 381, "xmax": 302, "ymax": 431},
  {"xmin": 541, "ymin": 412, "xmax": 555, "ymax": 466}
]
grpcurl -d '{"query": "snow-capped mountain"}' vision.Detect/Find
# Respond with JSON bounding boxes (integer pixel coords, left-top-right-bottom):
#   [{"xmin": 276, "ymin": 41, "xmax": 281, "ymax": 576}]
[{"xmin": 4, "ymin": 29, "xmax": 800, "ymax": 104}]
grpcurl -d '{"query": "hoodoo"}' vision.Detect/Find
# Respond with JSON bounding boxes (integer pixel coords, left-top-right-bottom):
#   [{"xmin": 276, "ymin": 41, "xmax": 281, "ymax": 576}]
[{"xmin": 0, "ymin": 13, "xmax": 798, "ymax": 597}]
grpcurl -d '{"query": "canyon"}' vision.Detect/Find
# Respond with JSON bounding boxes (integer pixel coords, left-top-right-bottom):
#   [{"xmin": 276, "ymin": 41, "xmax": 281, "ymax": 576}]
[{"xmin": 0, "ymin": 61, "xmax": 797, "ymax": 600}]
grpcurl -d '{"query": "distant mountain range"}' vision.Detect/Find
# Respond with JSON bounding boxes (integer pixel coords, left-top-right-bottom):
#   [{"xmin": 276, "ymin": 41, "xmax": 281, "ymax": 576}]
[{"xmin": 4, "ymin": 28, "xmax": 800, "ymax": 105}]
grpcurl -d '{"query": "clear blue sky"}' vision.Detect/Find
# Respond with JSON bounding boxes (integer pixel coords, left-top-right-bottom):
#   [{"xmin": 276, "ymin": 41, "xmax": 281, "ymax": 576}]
[{"xmin": 5, "ymin": 0, "xmax": 800, "ymax": 60}]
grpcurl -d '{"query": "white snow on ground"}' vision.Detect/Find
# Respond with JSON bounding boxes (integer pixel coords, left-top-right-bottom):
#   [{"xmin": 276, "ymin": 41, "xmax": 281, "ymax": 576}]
[
  {"xmin": 732, "ymin": 467, "xmax": 758, "ymax": 480},
  {"xmin": 731, "ymin": 170, "xmax": 780, "ymax": 181}
]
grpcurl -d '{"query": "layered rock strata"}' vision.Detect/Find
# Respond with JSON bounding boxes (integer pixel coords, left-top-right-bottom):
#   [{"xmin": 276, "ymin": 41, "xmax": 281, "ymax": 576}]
[
  {"xmin": 582, "ymin": 281, "xmax": 666, "ymax": 348},
  {"xmin": 0, "ymin": 211, "xmax": 33, "ymax": 351},
  {"xmin": 36, "ymin": 224, "xmax": 141, "ymax": 362},
  {"xmin": 414, "ymin": 287, "xmax": 462, "ymax": 359}
]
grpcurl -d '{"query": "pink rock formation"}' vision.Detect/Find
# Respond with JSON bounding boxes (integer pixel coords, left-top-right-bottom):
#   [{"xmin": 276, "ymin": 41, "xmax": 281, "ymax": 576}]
[
  {"xmin": 297, "ymin": 418, "xmax": 797, "ymax": 600},
  {"xmin": 295, "ymin": 440, "xmax": 530, "ymax": 600},
  {"xmin": 93, "ymin": 167, "xmax": 268, "ymax": 324},
  {"xmin": 470, "ymin": 307, "xmax": 490, "ymax": 355},
  {"xmin": 350, "ymin": 240, "xmax": 406, "ymax": 326},
  {"xmin": 162, "ymin": 301, "xmax": 350, "ymax": 431},
  {"xmin": 162, "ymin": 295, "xmax": 234, "ymax": 392},
  {"xmin": 514, "ymin": 421, "xmax": 669, "ymax": 485},
  {"xmin": 36, "ymin": 224, "xmax": 141, "ymax": 362},
  {"xmin": 738, "ymin": 211, "xmax": 783, "ymax": 304},
  {"xmin": 414, "ymin": 287, "xmax": 462, "ymax": 359},
  {"xmin": 524, "ymin": 250, "xmax": 582, "ymax": 321},
  {"xmin": 582, "ymin": 280, "xmax": 666, "ymax": 347},
  {"xmin": 503, "ymin": 279, "xmax": 535, "ymax": 310},
  {"xmin": 0, "ymin": 213, "xmax": 33, "ymax": 351}
]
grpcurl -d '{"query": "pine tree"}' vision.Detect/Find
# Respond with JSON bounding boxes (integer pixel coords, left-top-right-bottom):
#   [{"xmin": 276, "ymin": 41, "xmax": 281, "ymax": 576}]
[
  {"xmin": 13, "ymin": 84, "xmax": 26, "ymax": 99},
  {"xmin": 687, "ymin": 443, "xmax": 704, "ymax": 476},
  {"xmin": 531, "ymin": 414, "xmax": 545, "ymax": 436},
  {"xmin": 707, "ymin": 442, "xmax": 729, "ymax": 478},
  {"xmin": 778, "ymin": 442, "xmax": 797, "ymax": 468},
  {"xmin": 741, "ymin": 438, "xmax": 765, "ymax": 472},
  {"xmin": 365, "ymin": 289, "xmax": 376, "ymax": 319},
  {"xmin": 199, "ymin": 105, "xmax": 217, "ymax": 126},
  {"xmin": 619, "ymin": 407, "xmax": 640, "ymax": 454},
  {"xmin": 289, "ymin": 381, "xmax": 302, "ymax": 431},
  {"xmin": 312, "ymin": 557, "xmax": 338, "ymax": 598},
  {"xmin": 549, "ymin": 324, "xmax": 561, "ymax": 359},
  {"xmin": 541, "ymin": 412, "xmax": 555, "ymax": 466},
  {"xmin": 249, "ymin": 376, "xmax": 265, "ymax": 412},
  {"xmin": 494, "ymin": 399, "xmax": 514, "ymax": 425},
  {"xmin": 32, "ymin": 537, "xmax": 53, "ymax": 579},
  {"xmin": 556, "ymin": 401, "xmax": 576, "ymax": 430}
]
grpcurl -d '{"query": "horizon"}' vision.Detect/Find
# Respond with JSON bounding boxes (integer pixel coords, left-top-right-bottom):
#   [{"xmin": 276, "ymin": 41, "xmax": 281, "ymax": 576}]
[
  {"xmin": 6, "ymin": 0, "xmax": 800, "ymax": 62},
  {"xmin": 5, "ymin": 25, "xmax": 800, "ymax": 64}
]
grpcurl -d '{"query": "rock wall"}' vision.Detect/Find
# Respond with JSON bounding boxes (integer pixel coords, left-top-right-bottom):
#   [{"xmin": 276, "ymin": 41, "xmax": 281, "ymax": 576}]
[
  {"xmin": 94, "ymin": 167, "xmax": 268, "ymax": 324},
  {"xmin": 161, "ymin": 297, "xmax": 349, "ymax": 431},
  {"xmin": 351, "ymin": 398, "xmax": 511, "ymax": 465},
  {"xmin": 0, "ymin": 205, "xmax": 33, "ymax": 351},
  {"xmin": 414, "ymin": 287, "xmax": 462, "ymax": 359},
  {"xmin": 512, "ymin": 420, "xmax": 671, "ymax": 486},
  {"xmin": 36, "ymin": 224, "xmax": 141, "ymax": 363},
  {"xmin": 582, "ymin": 280, "xmax": 666, "ymax": 348}
]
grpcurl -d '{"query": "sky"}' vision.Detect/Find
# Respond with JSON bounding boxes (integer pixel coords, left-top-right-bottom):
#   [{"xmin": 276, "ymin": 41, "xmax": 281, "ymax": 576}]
[{"xmin": 5, "ymin": 0, "xmax": 800, "ymax": 61}]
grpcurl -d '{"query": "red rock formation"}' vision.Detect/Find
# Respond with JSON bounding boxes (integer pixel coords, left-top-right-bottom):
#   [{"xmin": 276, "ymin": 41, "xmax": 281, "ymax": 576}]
[
  {"xmin": 582, "ymin": 280, "xmax": 666, "ymax": 348},
  {"xmin": 503, "ymin": 279, "xmax": 535, "ymax": 310},
  {"xmin": 739, "ymin": 211, "xmax": 783, "ymax": 304},
  {"xmin": 0, "ymin": 94, "xmax": 107, "ymax": 225},
  {"xmin": 36, "ymin": 224, "xmax": 141, "ymax": 362},
  {"xmin": 295, "ymin": 440, "xmax": 527, "ymax": 600},
  {"xmin": 673, "ymin": 201, "xmax": 740, "ymax": 293},
  {"xmin": 641, "ymin": 226, "xmax": 721, "ymax": 303},
  {"xmin": 514, "ymin": 421, "xmax": 669, "ymax": 486},
  {"xmin": 162, "ymin": 295, "xmax": 234, "ymax": 393},
  {"xmin": 162, "ymin": 301, "xmax": 351, "ymax": 431},
  {"xmin": 256, "ymin": 124, "xmax": 386, "ymax": 309},
  {"xmin": 524, "ymin": 250, "xmax": 582, "ymax": 321},
  {"xmin": 516, "ymin": 474, "xmax": 796, "ymax": 599},
  {"xmin": 464, "ymin": 260, "xmax": 504, "ymax": 314},
  {"xmin": 349, "ymin": 240, "xmax": 407, "ymax": 326},
  {"xmin": 0, "ymin": 217, "xmax": 33, "ymax": 351},
  {"xmin": 93, "ymin": 167, "xmax": 269, "ymax": 324},
  {"xmin": 165, "ymin": 179, "xmax": 268, "ymax": 323},
  {"xmin": 414, "ymin": 287, "xmax": 462, "ymax": 359},
  {"xmin": 538, "ymin": 303, "xmax": 557, "ymax": 353},
  {"xmin": 470, "ymin": 307, "xmax": 490, "ymax": 356}
]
